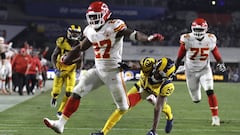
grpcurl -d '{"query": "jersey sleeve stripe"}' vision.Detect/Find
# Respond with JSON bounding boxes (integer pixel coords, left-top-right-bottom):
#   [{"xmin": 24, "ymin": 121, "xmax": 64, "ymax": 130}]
[{"xmin": 114, "ymin": 24, "xmax": 126, "ymax": 32}]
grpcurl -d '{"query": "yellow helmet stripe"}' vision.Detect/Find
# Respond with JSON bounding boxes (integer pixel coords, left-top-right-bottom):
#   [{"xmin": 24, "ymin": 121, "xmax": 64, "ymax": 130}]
[
  {"xmin": 70, "ymin": 25, "xmax": 81, "ymax": 32},
  {"xmin": 166, "ymin": 65, "xmax": 176, "ymax": 77},
  {"xmin": 158, "ymin": 57, "xmax": 167, "ymax": 71}
]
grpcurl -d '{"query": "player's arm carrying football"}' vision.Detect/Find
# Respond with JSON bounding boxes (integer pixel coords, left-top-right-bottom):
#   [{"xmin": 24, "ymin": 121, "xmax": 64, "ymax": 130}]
[{"xmin": 62, "ymin": 38, "xmax": 91, "ymax": 65}]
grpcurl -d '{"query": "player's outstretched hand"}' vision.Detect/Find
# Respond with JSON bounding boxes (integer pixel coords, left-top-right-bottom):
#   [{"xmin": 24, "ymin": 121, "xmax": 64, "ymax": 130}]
[
  {"xmin": 148, "ymin": 33, "xmax": 164, "ymax": 42},
  {"xmin": 118, "ymin": 62, "xmax": 130, "ymax": 70}
]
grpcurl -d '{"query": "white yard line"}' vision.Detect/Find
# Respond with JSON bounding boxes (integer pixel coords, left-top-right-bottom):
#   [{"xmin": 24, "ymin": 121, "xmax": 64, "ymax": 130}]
[{"xmin": 0, "ymin": 80, "xmax": 52, "ymax": 112}]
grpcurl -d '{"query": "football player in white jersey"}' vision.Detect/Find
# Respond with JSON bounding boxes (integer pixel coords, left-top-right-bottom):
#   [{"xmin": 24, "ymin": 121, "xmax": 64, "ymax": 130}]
[
  {"xmin": 175, "ymin": 18, "xmax": 226, "ymax": 126},
  {"xmin": 0, "ymin": 37, "xmax": 14, "ymax": 94},
  {"xmin": 43, "ymin": 1, "xmax": 164, "ymax": 134},
  {"xmin": 0, "ymin": 49, "xmax": 15, "ymax": 94}
]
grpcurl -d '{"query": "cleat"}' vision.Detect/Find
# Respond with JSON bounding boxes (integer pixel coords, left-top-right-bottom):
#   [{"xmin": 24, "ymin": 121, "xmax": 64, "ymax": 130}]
[
  {"xmin": 146, "ymin": 130, "xmax": 158, "ymax": 135},
  {"xmin": 43, "ymin": 118, "xmax": 64, "ymax": 134},
  {"xmin": 165, "ymin": 119, "xmax": 173, "ymax": 133},
  {"xmin": 50, "ymin": 98, "xmax": 57, "ymax": 107},
  {"xmin": 56, "ymin": 112, "xmax": 62, "ymax": 119},
  {"xmin": 211, "ymin": 116, "xmax": 220, "ymax": 126},
  {"xmin": 91, "ymin": 132, "xmax": 104, "ymax": 135}
]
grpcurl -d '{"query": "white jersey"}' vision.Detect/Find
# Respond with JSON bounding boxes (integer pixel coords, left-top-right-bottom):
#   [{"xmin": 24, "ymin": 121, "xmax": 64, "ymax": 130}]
[
  {"xmin": 40, "ymin": 57, "xmax": 48, "ymax": 66},
  {"xmin": 0, "ymin": 43, "xmax": 10, "ymax": 53},
  {"xmin": 5, "ymin": 50, "xmax": 15, "ymax": 64},
  {"xmin": 0, "ymin": 50, "xmax": 15, "ymax": 79},
  {"xmin": 84, "ymin": 19, "xmax": 127, "ymax": 71},
  {"xmin": 74, "ymin": 19, "xmax": 129, "ymax": 111},
  {"xmin": 180, "ymin": 32, "xmax": 216, "ymax": 72}
]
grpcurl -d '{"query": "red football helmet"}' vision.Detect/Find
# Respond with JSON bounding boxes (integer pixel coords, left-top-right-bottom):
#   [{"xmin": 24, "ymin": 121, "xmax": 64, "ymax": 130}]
[
  {"xmin": 86, "ymin": 1, "xmax": 112, "ymax": 29},
  {"xmin": 191, "ymin": 18, "xmax": 208, "ymax": 39}
]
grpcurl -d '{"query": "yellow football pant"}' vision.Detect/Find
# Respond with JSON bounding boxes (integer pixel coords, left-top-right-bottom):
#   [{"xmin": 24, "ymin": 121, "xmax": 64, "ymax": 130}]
[
  {"xmin": 51, "ymin": 71, "xmax": 76, "ymax": 113},
  {"xmin": 101, "ymin": 86, "xmax": 173, "ymax": 135}
]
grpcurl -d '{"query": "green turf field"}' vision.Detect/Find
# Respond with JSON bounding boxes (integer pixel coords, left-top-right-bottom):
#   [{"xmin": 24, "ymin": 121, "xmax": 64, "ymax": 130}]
[{"xmin": 0, "ymin": 81, "xmax": 239, "ymax": 135}]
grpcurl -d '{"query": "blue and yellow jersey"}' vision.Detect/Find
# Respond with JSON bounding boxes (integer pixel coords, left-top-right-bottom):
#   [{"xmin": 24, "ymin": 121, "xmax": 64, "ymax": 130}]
[
  {"xmin": 55, "ymin": 37, "xmax": 77, "ymax": 72},
  {"xmin": 136, "ymin": 71, "xmax": 174, "ymax": 97}
]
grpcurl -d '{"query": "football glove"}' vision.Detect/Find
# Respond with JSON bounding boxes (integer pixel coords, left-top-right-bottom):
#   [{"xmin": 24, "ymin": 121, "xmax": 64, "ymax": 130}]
[
  {"xmin": 168, "ymin": 65, "xmax": 185, "ymax": 80},
  {"xmin": 146, "ymin": 130, "xmax": 158, "ymax": 135},
  {"xmin": 217, "ymin": 63, "xmax": 226, "ymax": 72},
  {"xmin": 175, "ymin": 65, "xmax": 185, "ymax": 74},
  {"xmin": 118, "ymin": 62, "xmax": 130, "ymax": 70},
  {"xmin": 147, "ymin": 33, "xmax": 164, "ymax": 42},
  {"xmin": 54, "ymin": 69, "xmax": 61, "ymax": 77}
]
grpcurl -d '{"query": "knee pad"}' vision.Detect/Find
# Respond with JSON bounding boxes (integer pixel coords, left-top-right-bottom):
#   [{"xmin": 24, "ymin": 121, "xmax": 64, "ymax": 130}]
[{"xmin": 206, "ymin": 90, "xmax": 214, "ymax": 96}]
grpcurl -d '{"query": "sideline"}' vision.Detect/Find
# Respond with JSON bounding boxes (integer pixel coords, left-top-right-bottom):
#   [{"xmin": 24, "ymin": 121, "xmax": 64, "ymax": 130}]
[{"xmin": 0, "ymin": 80, "xmax": 52, "ymax": 112}]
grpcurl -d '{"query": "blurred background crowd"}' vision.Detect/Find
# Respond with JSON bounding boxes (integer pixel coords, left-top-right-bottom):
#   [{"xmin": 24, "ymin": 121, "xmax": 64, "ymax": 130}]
[{"xmin": 1, "ymin": 0, "xmax": 239, "ymax": 49}]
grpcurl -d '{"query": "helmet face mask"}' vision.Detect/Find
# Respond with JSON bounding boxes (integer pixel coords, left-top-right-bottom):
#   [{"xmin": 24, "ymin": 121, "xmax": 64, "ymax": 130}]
[
  {"xmin": 140, "ymin": 57, "xmax": 156, "ymax": 75},
  {"xmin": 67, "ymin": 25, "xmax": 82, "ymax": 41},
  {"xmin": 86, "ymin": 1, "xmax": 111, "ymax": 29},
  {"xmin": 86, "ymin": 12, "xmax": 105, "ymax": 29},
  {"xmin": 191, "ymin": 18, "xmax": 208, "ymax": 39}
]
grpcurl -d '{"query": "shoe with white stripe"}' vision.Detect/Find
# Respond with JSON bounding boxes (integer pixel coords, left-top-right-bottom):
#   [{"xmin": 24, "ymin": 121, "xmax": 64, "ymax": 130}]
[
  {"xmin": 43, "ymin": 118, "xmax": 64, "ymax": 134},
  {"xmin": 211, "ymin": 116, "xmax": 220, "ymax": 126}
]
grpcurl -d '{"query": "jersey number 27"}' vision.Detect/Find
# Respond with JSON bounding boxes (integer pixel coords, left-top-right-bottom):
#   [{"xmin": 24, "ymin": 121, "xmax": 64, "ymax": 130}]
[{"xmin": 93, "ymin": 39, "xmax": 111, "ymax": 59}]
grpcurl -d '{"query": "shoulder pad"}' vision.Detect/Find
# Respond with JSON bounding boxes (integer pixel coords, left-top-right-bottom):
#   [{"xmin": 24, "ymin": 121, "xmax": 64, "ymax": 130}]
[
  {"xmin": 56, "ymin": 37, "xmax": 65, "ymax": 47},
  {"xmin": 183, "ymin": 33, "xmax": 191, "ymax": 39},
  {"xmin": 108, "ymin": 19, "xmax": 127, "ymax": 32},
  {"xmin": 180, "ymin": 33, "xmax": 190, "ymax": 43},
  {"xmin": 208, "ymin": 33, "xmax": 217, "ymax": 40},
  {"xmin": 83, "ymin": 26, "xmax": 96, "ymax": 43},
  {"xmin": 207, "ymin": 33, "xmax": 217, "ymax": 42}
]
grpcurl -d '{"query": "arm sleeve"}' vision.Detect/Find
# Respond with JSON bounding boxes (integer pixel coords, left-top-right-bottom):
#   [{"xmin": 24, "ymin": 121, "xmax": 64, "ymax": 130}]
[
  {"xmin": 212, "ymin": 46, "xmax": 223, "ymax": 63},
  {"xmin": 177, "ymin": 43, "xmax": 186, "ymax": 59},
  {"xmin": 175, "ymin": 43, "xmax": 186, "ymax": 68}
]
